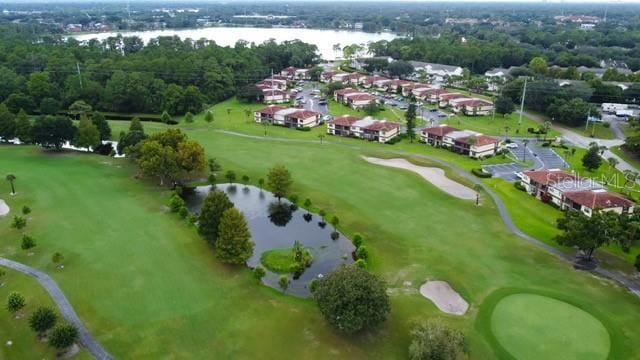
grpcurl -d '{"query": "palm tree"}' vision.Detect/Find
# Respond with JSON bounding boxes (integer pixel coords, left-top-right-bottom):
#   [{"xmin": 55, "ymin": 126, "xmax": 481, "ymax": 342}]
[
  {"xmin": 607, "ymin": 157, "xmax": 619, "ymax": 174},
  {"xmin": 6, "ymin": 174, "xmax": 16, "ymax": 195},
  {"xmin": 522, "ymin": 139, "xmax": 530, "ymax": 162},
  {"xmin": 503, "ymin": 126, "xmax": 510, "ymax": 140}
]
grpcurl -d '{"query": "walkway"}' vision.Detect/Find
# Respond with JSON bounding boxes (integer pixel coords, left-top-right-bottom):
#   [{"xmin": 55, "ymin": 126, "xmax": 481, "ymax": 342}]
[
  {"xmin": 213, "ymin": 128, "xmax": 640, "ymax": 296},
  {"xmin": 0, "ymin": 258, "xmax": 113, "ymax": 360}
]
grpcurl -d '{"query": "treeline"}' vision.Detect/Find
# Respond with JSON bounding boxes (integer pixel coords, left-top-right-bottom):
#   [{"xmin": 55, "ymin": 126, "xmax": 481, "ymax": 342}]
[{"xmin": 0, "ymin": 25, "xmax": 318, "ymax": 115}]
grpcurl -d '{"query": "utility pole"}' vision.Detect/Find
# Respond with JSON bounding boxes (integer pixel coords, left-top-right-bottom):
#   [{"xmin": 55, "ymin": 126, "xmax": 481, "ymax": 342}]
[
  {"xmin": 518, "ymin": 78, "xmax": 527, "ymax": 128},
  {"xmin": 76, "ymin": 62, "xmax": 83, "ymax": 90},
  {"xmin": 585, "ymin": 109, "xmax": 591, "ymax": 132}
]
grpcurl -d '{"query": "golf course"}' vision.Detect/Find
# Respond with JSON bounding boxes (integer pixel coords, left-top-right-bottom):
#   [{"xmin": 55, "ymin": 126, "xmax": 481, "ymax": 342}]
[{"xmin": 2, "ymin": 104, "xmax": 640, "ymax": 359}]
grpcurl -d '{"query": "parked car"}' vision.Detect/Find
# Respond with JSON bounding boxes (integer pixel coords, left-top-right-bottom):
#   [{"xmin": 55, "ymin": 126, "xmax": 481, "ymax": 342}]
[
  {"xmin": 429, "ymin": 108, "xmax": 438, "ymax": 112},
  {"xmin": 322, "ymin": 115, "xmax": 333, "ymax": 122},
  {"xmin": 399, "ymin": 105, "xmax": 408, "ymax": 110},
  {"xmin": 319, "ymin": 100, "xmax": 327, "ymax": 105},
  {"xmin": 505, "ymin": 143, "xmax": 518, "ymax": 149}
]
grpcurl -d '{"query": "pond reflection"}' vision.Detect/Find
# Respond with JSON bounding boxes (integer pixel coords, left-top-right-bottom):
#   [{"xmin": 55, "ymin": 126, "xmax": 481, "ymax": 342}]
[{"xmin": 184, "ymin": 184, "xmax": 355, "ymax": 297}]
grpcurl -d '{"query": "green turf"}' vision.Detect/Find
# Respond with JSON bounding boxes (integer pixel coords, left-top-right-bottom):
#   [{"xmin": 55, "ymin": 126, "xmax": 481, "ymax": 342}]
[
  {"xmin": 2, "ymin": 119, "xmax": 640, "ymax": 358},
  {"xmin": 443, "ymin": 112, "xmax": 560, "ymax": 138},
  {"xmin": 491, "ymin": 293, "xmax": 610, "ymax": 360},
  {"xmin": 260, "ymin": 248, "xmax": 298, "ymax": 273},
  {"xmin": 0, "ymin": 268, "xmax": 91, "ymax": 360},
  {"xmin": 610, "ymin": 145, "xmax": 640, "ymax": 172}
]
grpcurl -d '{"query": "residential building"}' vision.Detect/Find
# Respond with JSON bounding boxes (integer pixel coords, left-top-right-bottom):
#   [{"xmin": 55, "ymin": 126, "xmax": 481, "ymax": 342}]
[
  {"xmin": 334, "ymin": 88, "xmax": 361, "ymax": 102},
  {"xmin": 421, "ymin": 124, "xmax": 503, "ymax": 158},
  {"xmin": 328, "ymin": 116, "xmax": 401, "ymax": 143},
  {"xmin": 519, "ymin": 169, "xmax": 634, "ymax": 216},
  {"xmin": 261, "ymin": 88, "xmax": 290, "ymax": 103},
  {"xmin": 438, "ymin": 93, "xmax": 466, "ymax": 107},
  {"xmin": 321, "ymin": 71, "xmax": 349, "ymax": 83},
  {"xmin": 345, "ymin": 73, "xmax": 368, "ymax": 86},
  {"xmin": 410, "ymin": 61, "xmax": 464, "ymax": 82},
  {"xmin": 450, "ymin": 98, "xmax": 494, "ymax": 116},
  {"xmin": 256, "ymin": 107, "xmax": 321, "ymax": 128},
  {"xmin": 256, "ymin": 79, "xmax": 287, "ymax": 90},
  {"xmin": 344, "ymin": 92, "xmax": 377, "ymax": 108},
  {"xmin": 280, "ymin": 66, "xmax": 310, "ymax": 80},
  {"xmin": 361, "ymin": 75, "xmax": 389, "ymax": 88},
  {"xmin": 326, "ymin": 115, "xmax": 361, "ymax": 136}
]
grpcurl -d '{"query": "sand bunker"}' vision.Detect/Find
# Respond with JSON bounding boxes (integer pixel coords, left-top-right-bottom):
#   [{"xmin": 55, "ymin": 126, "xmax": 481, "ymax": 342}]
[
  {"xmin": 419, "ymin": 281, "xmax": 469, "ymax": 315},
  {"xmin": 0, "ymin": 199, "xmax": 9, "ymax": 217},
  {"xmin": 363, "ymin": 157, "xmax": 476, "ymax": 200}
]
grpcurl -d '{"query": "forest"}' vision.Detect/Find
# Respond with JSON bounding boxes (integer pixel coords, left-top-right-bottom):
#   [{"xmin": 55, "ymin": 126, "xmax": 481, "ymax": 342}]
[{"xmin": 0, "ymin": 25, "xmax": 318, "ymax": 116}]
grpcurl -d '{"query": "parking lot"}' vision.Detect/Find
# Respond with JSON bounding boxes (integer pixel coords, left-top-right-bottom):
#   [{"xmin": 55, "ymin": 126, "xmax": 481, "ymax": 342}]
[
  {"xmin": 482, "ymin": 139, "xmax": 567, "ymax": 181},
  {"xmin": 482, "ymin": 163, "xmax": 525, "ymax": 181}
]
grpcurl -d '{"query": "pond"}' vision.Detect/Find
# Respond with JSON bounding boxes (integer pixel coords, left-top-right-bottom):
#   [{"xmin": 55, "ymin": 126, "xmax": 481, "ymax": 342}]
[
  {"xmin": 184, "ymin": 184, "xmax": 355, "ymax": 297},
  {"xmin": 71, "ymin": 26, "xmax": 398, "ymax": 60}
]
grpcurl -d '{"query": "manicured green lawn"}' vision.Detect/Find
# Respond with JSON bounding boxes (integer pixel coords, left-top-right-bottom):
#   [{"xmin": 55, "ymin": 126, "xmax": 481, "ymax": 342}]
[
  {"xmin": 610, "ymin": 145, "xmax": 640, "ymax": 171},
  {"xmin": 3, "ymin": 109, "xmax": 640, "ymax": 358},
  {"xmin": 490, "ymin": 293, "xmax": 610, "ymax": 360},
  {"xmin": 558, "ymin": 123, "xmax": 616, "ymax": 140},
  {"xmin": 0, "ymin": 268, "xmax": 91, "ymax": 359},
  {"xmin": 260, "ymin": 248, "xmax": 299, "ymax": 273},
  {"xmin": 444, "ymin": 112, "xmax": 560, "ymax": 137},
  {"xmin": 327, "ymin": 99, "xmax": 406, "ymax": 122}
]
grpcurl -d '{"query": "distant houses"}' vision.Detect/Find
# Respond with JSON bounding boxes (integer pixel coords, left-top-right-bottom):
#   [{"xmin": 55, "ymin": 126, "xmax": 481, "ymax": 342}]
[
  {"xmin": 519, "ymin": 169, "xmax": 635, "ymax": 217},
  {"xmin": 327, "ymin": 115, "xmax": 401, "ymax": 143},
  {"xmin": 409, "ymin": 61, "xmax": 464, "ymax": 82},
  {"xmin": 255, "ymin": 66, "xmax": 311, "ymax": 104},
  {"xmin": 321, "ymin": 70, "xmax": 494, "ymax": 115},
  {"xmin": 421, "ymin": 124, "xmax": 503, "ymax": 158},
  {"xmin": 254, "ymin": 105, "xmax": 321, "ymax": 128}
]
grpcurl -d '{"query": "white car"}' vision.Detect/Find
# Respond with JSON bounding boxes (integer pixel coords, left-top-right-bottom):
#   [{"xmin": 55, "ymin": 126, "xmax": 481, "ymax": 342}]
[{"xmin": 505, "ymin": 143, "xmax": 518, "ymax": 149}]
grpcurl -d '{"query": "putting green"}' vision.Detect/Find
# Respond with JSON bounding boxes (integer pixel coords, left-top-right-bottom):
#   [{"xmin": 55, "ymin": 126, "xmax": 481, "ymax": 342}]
[{"xmin": 491, "ymin": 293, "xmax": 610, "ymax": 360}]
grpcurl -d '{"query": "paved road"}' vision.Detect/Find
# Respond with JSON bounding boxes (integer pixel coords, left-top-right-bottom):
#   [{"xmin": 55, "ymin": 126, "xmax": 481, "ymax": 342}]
[
  {"xmin": 213, "ymin": 128, "xmax": 640, "ymax": 296},
  {"xmin": 0, "ymin": 257, "xmax": 113, "ymax": 360},
  {"xmin": 521, "ymin": 110, "xmax": 639, "ymax": 174}
]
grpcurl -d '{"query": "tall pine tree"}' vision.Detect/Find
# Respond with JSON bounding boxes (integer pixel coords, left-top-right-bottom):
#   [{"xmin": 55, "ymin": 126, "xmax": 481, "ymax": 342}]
[{"xmin": 216, "ymin": 208, "xmax": 254, "ymax": 264}]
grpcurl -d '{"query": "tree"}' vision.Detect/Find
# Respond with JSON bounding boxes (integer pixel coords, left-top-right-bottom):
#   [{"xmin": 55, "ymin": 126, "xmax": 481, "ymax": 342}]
[
  {"xmin": 29, "ymin": 307, "xmax": 57, "ymax": 337},
  {"xmin": 607, "ymin": 157, "xmax": 620, "ymax": 177},
  {"xmin": 136, "ymin": 140, "xmax": 179, "ymax": 185},
  {"xmin": 15, "ymin": 109, "xmax": 33, "ymax": 144},
  {"xmin": 312, "ymin": 265, "xmax": 390, "ymax": 333},
  {"xmin": 555, "ymin": 210, "xmax": 619, "ymax": 261},
  {"xmin": 185, "ymin": 112, "xmax": 194, "ymax": 123},
  {"xmin": 494, "ymin": 96, "xmax": 515, "ymax": 117},
  {"xmin": 11, "ymin": 215, "xmax": 26, "ymax": 229},
  {"xmin": 91, "ymin": 112, "xmax": 111, "ymax": 141},
  {"xmin": 6, "ymin": 174, "xmax": 16, "ymax": 195},
  {"xmin": 267, "ymin": 165, "xmax": 293, "ymax": 200},
  {"xmin": 204, "ymin": 111, "xmax": 214, "ymax": 124},
  {"xmin": 529, "ymin": 56, "xmax": 548, "ymax": 76},
  {"xmin": 405, "ymin": 102, "xmax": 417, "ymax": 142},
  {"xmin": 68, "ymin": 100, "xmax": 93, "ymax": 118},
  {"xmin": 6, "ymin": 291, "xmax": 25, "ymax": 313},
  {"xmin": 225, "ymin": 170, "xmax": 236, "ymax": 184},
  {"xmin": 241, "ymin": 175, "xmax": 250, "ymax": 185},
  {"xmin": 198, "ymin": 190, "xmax": 233, "ymax": 246},
  {"xmin": 129, "ymin": 117, "xmax": 144, "ymax": 132},
  {"xmin": 582, "ymin": 145, "xmax": 602, "ymax": 171},
  {"xmin": 0, "ymin": 103, "xmax": 16, "ymax": 141},
  {"xmin": 161, "ymin": 111, "xmax": 172, "ymax": 124},
  {"xmin": 52, "ymin": 252, "xmax": 64, "ymax": 266},
  {"xmin": 363, "ymin": 101, "xmax": 381, "ymax": 116},
  {"xmin": 21, "ymin": 235, "xmax": 36, "ymax": 250},
  {"xmin": 49, "ymin": 324, "xmax": 79, "ymax": 350},
  {"xmin": 32, "ymin": 116, "xmax": 76, "ymax": 150},
  {"xmin": 216, "ymin": 207, "xmax": 255, "ymax": 264},
  {"xmin": 258, "ymin": 178, "xmax": 265, "ymax": 189},
  {"xmin": 387, "ymin": 61, "xmax": 414, "ymax": 78},
  {"xmin": 237, "ymin": 84, "xmax": 262, "ymax": 103},
  {"xmin": 278, "ymin": 275, "xmax": 290, "ymax": 292},
  {"xmin": 40, "ymin": 97, "xmax": 60, "ymax": 115},
  {"xmin": 74, "ymin": 116, "xmax": 101, "ymax": 149},
  {"xmin": 409, "ymin": 320, "xmax": 468, "ymax": 360}
]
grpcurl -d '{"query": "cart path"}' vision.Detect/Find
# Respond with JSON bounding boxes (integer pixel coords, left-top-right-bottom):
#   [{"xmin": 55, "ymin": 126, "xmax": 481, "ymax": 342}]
[
  {"xmin": 213, "ymin": 129, "xmax": 640, "ymax": 296},
  {"xmin": 0, "ymin": 257, "xmax": 113, "ymax": 360}
]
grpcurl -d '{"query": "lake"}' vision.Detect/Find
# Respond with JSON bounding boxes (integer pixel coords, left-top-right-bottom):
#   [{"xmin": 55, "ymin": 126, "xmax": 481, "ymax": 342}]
[
  {"xmin": 72, "ymin": 26, "xmax": 398, "ymax": 60},
  {"xmin": 184, "ymin": 184, "xmax": 355, "ymax": 297}
]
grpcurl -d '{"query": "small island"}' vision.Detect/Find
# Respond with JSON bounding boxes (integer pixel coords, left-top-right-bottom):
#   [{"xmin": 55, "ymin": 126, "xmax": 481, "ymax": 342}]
[{"xmin": 261, "ymin": 241, "xmax": 313, "ymax": 277}]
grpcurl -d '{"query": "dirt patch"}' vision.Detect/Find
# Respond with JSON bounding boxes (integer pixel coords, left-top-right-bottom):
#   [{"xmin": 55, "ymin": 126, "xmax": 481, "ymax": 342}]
[
  {"xmin": 419, "ymin": 280, "xmax": 469, "ymax": 315},
  {"xmin": 0, "ymin": 199, "xmax": 9, "ymax": 217},
  {"xmin": 362, "ymin": 157, "xmax": 476, "ymax": 200}
]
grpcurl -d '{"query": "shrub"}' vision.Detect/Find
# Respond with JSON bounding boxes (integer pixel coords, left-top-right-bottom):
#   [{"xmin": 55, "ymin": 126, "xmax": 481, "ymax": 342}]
[
  {"xmin": 178, "ymin": 206, "xmax": 189, "ymax": 219},
  {"xmin": 514, "ymin": 181, "xmax": 526, "ymax": 191},
  {"xmin": 313, "ymin": 265, "xmax": 390, "ymax": 333},
  {"xmin": 603, "ymin": 122, "xmax": 610, "ymax": 128},
  {"xmin": 295, "ymin": 127, "xmax": 311, "ymax": 132},
  {"xmin": 541, "ymin": 142, "xmax": 551, "ymax": 147},
  {"xmin": 29, "ymin": 307, "xmax": 57, "ymax": 335},
  {"xmin": 11, "ymin": 216, "xmax": 27, "ymax": 230},
  {"xmin": 331, "ymin": 231, "xmax": 340, "ymax": 240},
  {"xmin": 409, "ymin": 320, "xmax": 467, "ymax": 360},
  {"xmin": 356, "ymin": 246, "xmax": 369, "ymax": 260},
  {"xmin": 22, "ymin": 206, "xmax": 31, "ymax": 215},
  {"xmin": 352, "ymin": 233, "xmax": 363, "ymax": 248},
  {"xmin": 168, "ymin": 193, "xmax": 185, "ymax": 213},
  {"xmin": 355, "ymin": 259, "xmax": 367, "ymax": 268},
  {"xmin": 7, "ymin": 292, "xmax": 25, "ymax": 313},
  {"xmin": 21, "ymin": 235, "xmax": 36, "ymax": 250},
  {"xmin": 49, "ymin": 324, "xmax": 79, "ymax": 350},
  {"xmin": 471, "ymin": 168, "xmax": 492, "ymax": 178},
  {"xmin": 385, "ymin": 136, "xmax": 402, "ymax": 145},
  {"xmin": 253, "ymin": 266, "xmax": 266, "ymax": 281}
]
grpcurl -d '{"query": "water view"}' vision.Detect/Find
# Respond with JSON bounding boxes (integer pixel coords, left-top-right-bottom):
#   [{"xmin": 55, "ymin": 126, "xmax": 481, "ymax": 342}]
[
  {"xmin": 184, "ymin": 184, "xmax": 355, "ymax": 297},
  {"xmin": 72, "ymin": 26, "xmax": 398, "ymax": 60}
]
